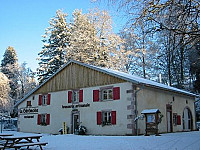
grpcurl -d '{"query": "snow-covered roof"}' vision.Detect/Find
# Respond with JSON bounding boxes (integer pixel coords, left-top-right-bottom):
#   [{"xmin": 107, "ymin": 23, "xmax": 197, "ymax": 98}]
[
  {"xmin": 141, "ymin": 109, "xmax": 160, "ymax": 114},
  {"xmin": 73, "ymin": 60, "xmax": 196, "ymax": 97},
  {"xmin": 15, "ymin": 60, "xmax": 196, "ymax": 107}
]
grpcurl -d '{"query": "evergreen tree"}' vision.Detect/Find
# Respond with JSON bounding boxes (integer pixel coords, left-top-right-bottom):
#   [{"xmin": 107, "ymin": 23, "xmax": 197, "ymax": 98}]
[
  {"xmin": 69, "ymin": 8, "xmax": 129, "ymax": 71},
  {"xmin": 37, "ymin": 9, "xmax": 129, "ymax": 83},
  {"xmin": 37, "ymin": 10, "xmax": 70, "ymax": 83},
  {"xmin": 1, "ymin": 46, "xmax": 19, "ymax": 101}
]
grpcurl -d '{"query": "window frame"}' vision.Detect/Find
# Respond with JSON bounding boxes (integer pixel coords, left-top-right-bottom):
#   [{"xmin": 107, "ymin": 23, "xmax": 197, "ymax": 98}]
[
  {"xmin": 102, "ymin": 111, "xmax": 112, "ymax": 126},
  {"xmin": 38, "ymin": 113, "xmax": 50, "ymax": 126},
  {"xmin": 40, "ymin": 114, "xmax": 47, "ymax": 126},
  {"xmin": 97, "ymin": 110, "xmax": 116, "ymax": 126},
  {"xmin": 100, "ymin": 86, "xmax": 113, "ymax": 101},
  {"xmin": 72, "ymin": 90, "xmax": 80, "ymax": 104},
  {"xmin": 26, "ymin": 101, "xmax": 32, "ymax": 107},
  {"xmin": 42, "ymin": 94, "xmax": 48, "ymax": 106}
]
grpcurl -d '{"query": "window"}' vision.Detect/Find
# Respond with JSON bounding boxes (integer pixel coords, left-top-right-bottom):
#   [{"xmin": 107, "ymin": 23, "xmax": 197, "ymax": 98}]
[
  {"xmin": 38, "ymin": 94, "xmax": 51, "ymax": 106},
  {"xmin": 27, "ymin": 101, "xmax": 31, "ymax": 107},
  {"xmin": 102, "ymin": 89, "xmax": 113, "ymax": 100},
  {"xmin": 93, "ymin": 87, "xmax": 120, "ymax": 102},
  {"xmin": 68, "ymin": 90, "xmax": 83, "ymax": 103},
  {"xmin": 73, "ymin": 90, "xmax": 79, "ymax": 103},
  {"xmin": 97, "ymin": 111, "xmax": 116, "ymax": 126},
  {"xmin": 102, "ymin": 111, "xmax": 112, "ymax": 125},
  {"xmin": 42, "ymin": 95, "xmax": 48, "ymax": 105},
  {"xmin": 37, "ymin": 114, "xmax": 50, "ymax": 126},
  {"xmin": 41, "ymin": 114, "xmax": 47, "ymax": 125}
]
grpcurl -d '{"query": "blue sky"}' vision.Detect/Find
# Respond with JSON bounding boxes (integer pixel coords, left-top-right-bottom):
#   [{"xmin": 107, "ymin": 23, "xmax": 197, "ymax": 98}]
[{"xmin": 0, "ymin": 0, "xmax": 125, "ymax": 72}]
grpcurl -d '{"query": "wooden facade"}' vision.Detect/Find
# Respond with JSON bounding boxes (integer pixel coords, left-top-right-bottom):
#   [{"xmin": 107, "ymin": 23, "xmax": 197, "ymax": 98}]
[{"xmin": 35, "ymin": 62, "xmax": 125, "ymax": 94}]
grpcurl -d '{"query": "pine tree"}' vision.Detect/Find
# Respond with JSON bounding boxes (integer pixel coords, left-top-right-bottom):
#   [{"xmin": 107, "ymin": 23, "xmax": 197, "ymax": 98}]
[
  {"xmin": 1, "ymin": 46, "xmax": 19, "ymax": 101},
  {"xmin": 37, "ymin": 9, "xmax": 129, "ymax": 84},
  {"xmin": 37, "ymin": 10, "xmax": 70, "ymax": 83}
]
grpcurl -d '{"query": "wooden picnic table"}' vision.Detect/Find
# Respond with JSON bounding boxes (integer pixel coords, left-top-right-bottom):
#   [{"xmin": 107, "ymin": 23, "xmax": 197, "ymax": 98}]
[
  {"xmin": 0, "ymin": 134, "xmax": 13, "ymax": 137},
  {"xmin": 0, "ymin": 134, "xmax": 47, "ymax": 150},
  {"xmin": 0, "ymin": 134, "xmax": 13, "ymax": 140}
]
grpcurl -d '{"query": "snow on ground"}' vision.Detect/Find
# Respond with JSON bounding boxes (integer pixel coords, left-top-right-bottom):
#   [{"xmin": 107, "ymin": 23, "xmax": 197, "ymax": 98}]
[{"xmin": 2, "ymin": 131, "xmax": 200, "ymax": 150}]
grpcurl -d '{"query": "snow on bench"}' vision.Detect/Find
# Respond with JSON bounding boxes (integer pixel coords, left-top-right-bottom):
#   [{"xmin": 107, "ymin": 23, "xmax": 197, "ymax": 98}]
[{"xmin": 13, "ymin": 142, "xmax": 48, "ymax": 150}]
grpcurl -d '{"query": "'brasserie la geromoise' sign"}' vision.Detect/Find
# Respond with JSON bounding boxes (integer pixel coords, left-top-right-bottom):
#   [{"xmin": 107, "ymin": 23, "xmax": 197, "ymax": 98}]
[
  {"xmin": 62, "ymin": 103, "xmax": 90, "ymax": 109},
  {"xmin": 20, "ymin": 107, "xmax": 38, "ymax": 114}
]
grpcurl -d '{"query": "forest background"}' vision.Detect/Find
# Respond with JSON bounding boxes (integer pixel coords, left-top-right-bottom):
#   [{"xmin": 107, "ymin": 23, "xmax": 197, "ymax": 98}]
[{"xmin": 0, "ymin": 0, "xmax": 199, "ymax": 116}]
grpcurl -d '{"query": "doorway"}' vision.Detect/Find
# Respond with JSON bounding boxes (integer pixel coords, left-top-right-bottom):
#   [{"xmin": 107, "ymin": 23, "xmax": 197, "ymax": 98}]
[
  {"xmin": 71, "ymin": 111, "xmax": 80, "ymax": 134},
  {"xmin": 166, "ymin": 104, "xmax": 173, "ymax": 132},
  {"xmin": 183, "ymin": 107, "xmax": 193, "ymax": 131}
]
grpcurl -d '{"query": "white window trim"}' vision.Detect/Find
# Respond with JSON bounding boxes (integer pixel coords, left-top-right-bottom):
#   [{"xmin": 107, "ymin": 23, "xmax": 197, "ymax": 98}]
[
  {"xmin": 102, "ymin": 110, "xmax": 112, "ymax": 126},
  {"xmin": 100, "ymin": 86, "xmax": 113, "ymax": 101},
  {"xmin": 72, "ymin": 90, "xmax": 79, "ymax": 104},
  {"xmin": 42, "ymin": 95, "xmax": 48, "ymax": 106},
  {"xmin": 40, "ymin": 113, "xmax": 47, "ymax": 126}
]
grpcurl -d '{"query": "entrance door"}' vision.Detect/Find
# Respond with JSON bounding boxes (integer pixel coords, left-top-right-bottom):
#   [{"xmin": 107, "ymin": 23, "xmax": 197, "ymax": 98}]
[
  {"xmin": 166, "ymin": 104, "xmax": 172, "ymax": 132},
  {"xmin": 183, "ymin": 108, "xmax": 192, "ymax": 131},
  {"xmin": 167, "ymin": 111, "xmax": 171, "ymax": 132},
  {"xmin": 72, "ymin": 112, "xmax": 80, "ymax": 134}
]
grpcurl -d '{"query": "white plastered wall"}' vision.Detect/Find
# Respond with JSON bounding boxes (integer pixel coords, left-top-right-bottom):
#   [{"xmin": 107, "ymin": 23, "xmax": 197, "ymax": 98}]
[
  {"xmin": 18, "ymin": 82, "xmax": 134, "ymax": 135},
  {"xmin": 137, "ymin": 87, "xmax": 195, "ymax": 134}
]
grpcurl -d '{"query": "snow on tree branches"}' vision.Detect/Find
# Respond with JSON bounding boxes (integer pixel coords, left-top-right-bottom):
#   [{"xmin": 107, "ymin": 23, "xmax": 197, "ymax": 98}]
[
  {"xmin": 0, "ymin": 72, "xmax": 11, "ymax": 111},
  {"xmin": 37, "ymin": 8, "xmax": 129, "ymax": 84},
  {"xmin": 1, "ymin": 46, "xmax": 19, "ymax": 100}
]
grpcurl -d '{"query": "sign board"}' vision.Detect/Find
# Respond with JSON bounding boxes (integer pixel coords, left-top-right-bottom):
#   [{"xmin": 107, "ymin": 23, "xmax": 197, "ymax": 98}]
[
  {"xmin": 62, "ymin": 103, "xmax": 90, "ymax": 109},
  {"xmin": 19, "ymin": 107, "xmax": 38, "ymax": 114}
]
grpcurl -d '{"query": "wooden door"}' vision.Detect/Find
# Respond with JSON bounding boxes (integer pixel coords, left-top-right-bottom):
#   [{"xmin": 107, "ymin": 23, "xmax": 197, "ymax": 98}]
[{"xmin": 166, "ymin": 104, "xmax": 172, "ymax": 132}]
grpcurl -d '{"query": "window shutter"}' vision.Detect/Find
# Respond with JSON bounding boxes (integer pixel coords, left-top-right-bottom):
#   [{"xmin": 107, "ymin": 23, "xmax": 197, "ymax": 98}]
[
  {"xmin": 68, "ymin": 91, "xmax": 72, "ymax": 103},
  {"xmin": 46, "ymin": 114, "xmax": 50, "ymax": 125},
  {"xmin": 47, "ymin": 94, "xmax": 51, "ymax": 105},
  {"xmin": 111, "ymin": 111, "xmax": 116, "ymax": 125},
  {"xmin": 177, "ymin": 115, "xmax": 181, "ymax": 125},
  {"xmin": 37, "ymin": 114, "xmax": 41, "ymax": 125},
  {"xmin": 38, "ymin": 95, "xmax": 42, "ymax": 105},
  {"xmin": 113, "ymin": 87, "xmax": 120, "ymax": 100},
  {"xmin": 97, "ymin": 111, "xmax": 102, "ymax": 125},
  {"xmin": 93, "ymin": 90, "xmax": 99, "ymax": 102},
  {"xmin": 79, "ymin": 90, "xmax": 83, "ymax": 102}
]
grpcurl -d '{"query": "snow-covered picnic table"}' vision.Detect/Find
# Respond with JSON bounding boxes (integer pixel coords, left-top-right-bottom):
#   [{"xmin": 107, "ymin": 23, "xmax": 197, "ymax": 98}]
[{"xmin": 0, "ymin": 134, "xmax": 47, "ymax": 150}]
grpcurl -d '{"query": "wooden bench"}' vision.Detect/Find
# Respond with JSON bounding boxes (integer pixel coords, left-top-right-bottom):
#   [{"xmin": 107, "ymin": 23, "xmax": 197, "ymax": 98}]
[{"xmin": 13, "ymin": 142, "xmax": 48, "ymax": 150}]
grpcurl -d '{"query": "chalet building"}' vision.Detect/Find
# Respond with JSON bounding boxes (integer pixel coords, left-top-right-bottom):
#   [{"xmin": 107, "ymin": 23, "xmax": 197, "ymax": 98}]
[{"xmin": 16, "ymin": 60, "xmax": 197, "ymax": 135}]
